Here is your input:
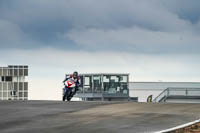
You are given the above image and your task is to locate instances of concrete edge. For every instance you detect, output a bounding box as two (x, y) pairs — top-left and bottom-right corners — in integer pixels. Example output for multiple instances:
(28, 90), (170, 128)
(155, 119), (200, 133)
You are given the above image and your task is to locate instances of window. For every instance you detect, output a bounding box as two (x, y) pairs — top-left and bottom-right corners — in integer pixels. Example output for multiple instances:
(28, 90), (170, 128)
(19, 69), (23, 76)
(93, 76), (101, 93)
(78, 74), (129, 96)
(10, 91), (17, 96)
(24, 92), (28, 97)
(84, 77), (90, 86)
(0, 83), (2, 90)
(84, 76), (92, 93)
(110, 76), (119, 82)
(103, 76), (110, 82)
(119, 76), (128, 82)
(8, 91), (12, 98)
(13, 77), (18, 82)
(2, 76), (13, 82)
(14, 82), (18, 91)
(9, 69), (13, 76)
(108, 81), (118, 94)
(8, 83), (12, 90)
(3, 83), (7, 90)
(19, 92), (23, 97)
(5, 76), (12, 82)
(79, 76), (83, 87)
(14, 69), (18, 76)
(120, 83), (128, 94)
(14, 66), (18, 68)
(102, 75), (129, 94)
(19, 83), (23, 90)
(24, 82), (28, 91)
(24, 69), (28, 76)
(3, 69), (8, 76)
(19, 76), (25, 82)
(8, 66), (14, 68)
(0, 68), (2, 76)
(3, 92), (7, 98)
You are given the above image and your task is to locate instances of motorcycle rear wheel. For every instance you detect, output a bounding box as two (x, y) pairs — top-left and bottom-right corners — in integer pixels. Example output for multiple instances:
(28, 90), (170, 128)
(63, 88), (70, 101)
(67, 97), (72, 101)
(67, 91), (73, 101)
(63, 94), (67, 101)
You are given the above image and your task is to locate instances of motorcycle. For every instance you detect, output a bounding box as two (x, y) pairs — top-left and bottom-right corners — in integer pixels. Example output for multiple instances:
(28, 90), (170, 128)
(63, 79), (77, 101)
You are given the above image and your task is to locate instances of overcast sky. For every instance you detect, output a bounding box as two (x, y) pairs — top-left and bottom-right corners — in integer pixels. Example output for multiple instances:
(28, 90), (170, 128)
(0, 0), (200, 100)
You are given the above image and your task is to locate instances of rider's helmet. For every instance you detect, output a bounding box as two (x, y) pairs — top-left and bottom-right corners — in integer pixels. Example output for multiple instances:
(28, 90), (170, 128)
(73, 71), (78, 78)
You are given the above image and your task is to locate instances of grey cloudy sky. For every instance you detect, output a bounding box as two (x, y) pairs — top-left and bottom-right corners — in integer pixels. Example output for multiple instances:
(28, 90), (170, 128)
(0, 0), (200, 100)
(1, 0), (200, 52)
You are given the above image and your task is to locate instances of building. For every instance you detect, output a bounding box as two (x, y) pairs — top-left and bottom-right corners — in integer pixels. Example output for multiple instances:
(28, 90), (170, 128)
(0, 65), (28, 100)
(66, 73), (129, 101)
(64, 73), (200, 103)
(129, 82), (200, 103)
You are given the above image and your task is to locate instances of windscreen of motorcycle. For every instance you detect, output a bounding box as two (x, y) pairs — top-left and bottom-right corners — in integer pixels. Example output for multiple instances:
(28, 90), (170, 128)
(64, 79), (76, 88)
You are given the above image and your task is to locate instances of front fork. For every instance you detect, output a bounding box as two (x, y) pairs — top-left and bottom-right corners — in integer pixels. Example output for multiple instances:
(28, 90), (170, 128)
(63, 86), (78, 99)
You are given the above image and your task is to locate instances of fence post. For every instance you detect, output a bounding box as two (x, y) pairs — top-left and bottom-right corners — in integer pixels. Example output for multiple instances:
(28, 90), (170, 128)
(186, 88), (188, 96)
(167, 88), (169, 97)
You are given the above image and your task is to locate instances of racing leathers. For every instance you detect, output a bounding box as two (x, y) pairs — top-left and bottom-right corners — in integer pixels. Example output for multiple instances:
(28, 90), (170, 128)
(63, 75), (81, 92)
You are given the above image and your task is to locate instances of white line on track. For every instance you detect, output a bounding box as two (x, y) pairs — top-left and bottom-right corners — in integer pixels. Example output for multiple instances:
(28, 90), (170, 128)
(155, 119), (200, 133)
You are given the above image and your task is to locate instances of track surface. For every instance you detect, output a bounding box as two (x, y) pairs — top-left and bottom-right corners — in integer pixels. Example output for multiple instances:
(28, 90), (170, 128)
(0, 101), (200, 133)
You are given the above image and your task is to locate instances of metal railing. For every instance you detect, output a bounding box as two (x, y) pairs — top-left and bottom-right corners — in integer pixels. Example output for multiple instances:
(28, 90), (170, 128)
(153, 87), (200, 102)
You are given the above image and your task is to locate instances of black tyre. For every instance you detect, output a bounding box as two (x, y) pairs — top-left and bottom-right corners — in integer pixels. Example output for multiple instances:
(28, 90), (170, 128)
(63, 94), (67, 101)
(63, 89), (69, 101)
(67, 91), (73, 101)
(67, 97), (72, 101)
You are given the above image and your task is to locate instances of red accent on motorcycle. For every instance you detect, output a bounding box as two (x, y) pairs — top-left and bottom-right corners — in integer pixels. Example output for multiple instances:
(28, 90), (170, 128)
(66, 80), (74, 88)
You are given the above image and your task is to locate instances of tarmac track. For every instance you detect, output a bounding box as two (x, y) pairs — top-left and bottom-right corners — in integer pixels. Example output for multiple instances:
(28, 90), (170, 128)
(0, 101), (200, 133)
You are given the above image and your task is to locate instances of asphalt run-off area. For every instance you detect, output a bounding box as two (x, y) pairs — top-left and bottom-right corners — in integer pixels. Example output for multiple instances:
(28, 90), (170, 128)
(1, 101), (200, 133)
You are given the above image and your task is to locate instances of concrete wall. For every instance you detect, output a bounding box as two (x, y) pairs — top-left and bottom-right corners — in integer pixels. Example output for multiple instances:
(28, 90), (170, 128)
(129, 82), (200, 102)
(166, 98), (200, 103)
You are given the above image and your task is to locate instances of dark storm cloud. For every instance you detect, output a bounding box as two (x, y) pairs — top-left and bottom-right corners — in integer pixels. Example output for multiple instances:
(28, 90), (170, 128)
(0, 0), (199, 53)
(161, 0), (200, 23)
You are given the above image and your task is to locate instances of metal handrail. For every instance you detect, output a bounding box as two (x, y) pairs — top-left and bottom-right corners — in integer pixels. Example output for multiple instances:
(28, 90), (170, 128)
(153, 88), (168, 102)
(153, 87), (200, 102)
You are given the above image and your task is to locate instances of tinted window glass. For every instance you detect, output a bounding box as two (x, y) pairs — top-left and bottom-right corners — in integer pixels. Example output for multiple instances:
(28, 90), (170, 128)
(24, 82), (28, 90)
(3, 69), (8, 76)
(14, 69), (18, 76)
(3, 83), (7, 90)
(24, 92), (28, 97)
(24, 69), (28, 76)
(0, 82), (2, 90)
(14, 82), (18, 91)
(19, 83), (23, 90)
(19, 92), (23, 97)
(0, 68), (2, 76)
(9, 69), (13, 76)
(5, 76), (12, 82)
(19, 69), (23, 76)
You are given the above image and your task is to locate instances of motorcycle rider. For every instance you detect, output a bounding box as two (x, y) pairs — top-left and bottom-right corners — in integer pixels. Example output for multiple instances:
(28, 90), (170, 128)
(63, 71), (81, 101)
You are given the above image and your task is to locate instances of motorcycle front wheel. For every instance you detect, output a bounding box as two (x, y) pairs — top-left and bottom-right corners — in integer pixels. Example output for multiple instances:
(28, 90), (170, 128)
(63, 93), (67, 101)
(63, 87), (69, 101)
(67, 91), (73, 101)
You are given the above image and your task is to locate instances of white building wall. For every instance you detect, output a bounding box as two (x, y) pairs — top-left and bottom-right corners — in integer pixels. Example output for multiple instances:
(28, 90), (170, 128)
(165, 98), (200, 103)
(129, 82), (200, 102)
